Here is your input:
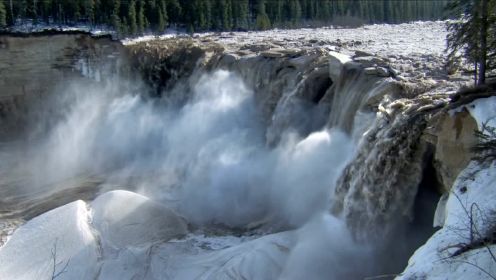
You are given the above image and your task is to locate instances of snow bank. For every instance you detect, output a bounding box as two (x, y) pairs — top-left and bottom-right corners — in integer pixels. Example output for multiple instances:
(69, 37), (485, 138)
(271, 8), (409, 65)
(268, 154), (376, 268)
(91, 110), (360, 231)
(398, 162), (496, 279)
(0, 201), (99, 280)
(467, 96), (496, 130)
(91, 190), (188, 249)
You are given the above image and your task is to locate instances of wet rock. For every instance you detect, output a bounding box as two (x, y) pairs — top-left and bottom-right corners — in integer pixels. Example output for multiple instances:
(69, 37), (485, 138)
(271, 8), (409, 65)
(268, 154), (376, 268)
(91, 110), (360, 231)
(220, 53), (240, 65)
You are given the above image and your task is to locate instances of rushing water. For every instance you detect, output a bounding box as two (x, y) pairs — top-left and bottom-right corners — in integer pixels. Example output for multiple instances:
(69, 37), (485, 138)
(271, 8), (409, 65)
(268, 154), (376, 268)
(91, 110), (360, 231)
(0, 48), (443, 278)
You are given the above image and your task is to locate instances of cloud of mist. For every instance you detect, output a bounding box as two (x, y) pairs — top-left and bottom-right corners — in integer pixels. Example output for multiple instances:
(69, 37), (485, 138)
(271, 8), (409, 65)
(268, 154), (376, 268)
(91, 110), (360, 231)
(26, 70), (355, 231)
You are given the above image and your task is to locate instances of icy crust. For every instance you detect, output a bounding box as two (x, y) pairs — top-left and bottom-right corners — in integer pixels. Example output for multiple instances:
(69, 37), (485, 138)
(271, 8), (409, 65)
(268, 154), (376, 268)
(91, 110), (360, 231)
(0, 201), (99, 280)
(397, 162), (496, 280)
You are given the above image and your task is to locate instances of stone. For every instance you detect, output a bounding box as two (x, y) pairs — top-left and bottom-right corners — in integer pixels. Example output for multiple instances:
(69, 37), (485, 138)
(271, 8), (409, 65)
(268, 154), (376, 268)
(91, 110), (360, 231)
(432, 110), (478, 193)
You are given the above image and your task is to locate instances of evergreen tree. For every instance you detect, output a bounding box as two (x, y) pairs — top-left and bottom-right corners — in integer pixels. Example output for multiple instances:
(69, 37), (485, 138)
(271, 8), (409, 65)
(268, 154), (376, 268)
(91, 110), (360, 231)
(255, 0), (270, 30)
(0, 0), (6, 27)
(137, 0), (146, 33)
(232, 0), (248, 30)
(446, 0), (496, 85)
(196, 0), (212, 30)
(128, 0), (138, 34)
(317, 0), (331, 22)
(157, 0), (168, 32)
(111, 0), (121, 33)
(288, 0), (301, 26)
(167, 0), (181, 23)
(0, 0), (451, 35)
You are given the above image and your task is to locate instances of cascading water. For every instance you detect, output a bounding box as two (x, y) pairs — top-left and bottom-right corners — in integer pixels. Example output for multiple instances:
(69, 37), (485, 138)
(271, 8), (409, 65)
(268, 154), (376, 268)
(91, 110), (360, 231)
(0, 36), (449, 280)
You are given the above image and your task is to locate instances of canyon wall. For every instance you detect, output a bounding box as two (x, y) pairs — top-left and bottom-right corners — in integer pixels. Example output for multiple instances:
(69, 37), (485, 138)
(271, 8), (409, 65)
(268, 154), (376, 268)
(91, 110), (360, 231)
(0, 32), (123, 140)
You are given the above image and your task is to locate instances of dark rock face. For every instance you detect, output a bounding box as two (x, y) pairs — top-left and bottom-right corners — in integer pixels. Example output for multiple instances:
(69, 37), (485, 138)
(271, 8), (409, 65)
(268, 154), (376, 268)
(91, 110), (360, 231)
(0, 33), (123, 140)
(125, 39), (225, 99)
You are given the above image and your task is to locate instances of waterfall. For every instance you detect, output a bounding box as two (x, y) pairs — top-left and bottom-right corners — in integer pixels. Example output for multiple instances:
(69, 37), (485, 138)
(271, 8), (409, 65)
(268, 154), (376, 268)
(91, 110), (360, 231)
(332, 93), (448, 240)
(0, 34), (453, 279)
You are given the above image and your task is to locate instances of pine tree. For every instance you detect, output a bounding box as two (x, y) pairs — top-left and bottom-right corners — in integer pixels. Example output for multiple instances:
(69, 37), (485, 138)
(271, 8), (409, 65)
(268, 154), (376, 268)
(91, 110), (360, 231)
(0, 0), (6, 27)
(232, 0), (248, 30)
(446, 0), (496, 85)
(256, 0), (270, 30)
(128, 0), (138, 34)
(137, 0), (146, 33)
(196, 0), (212, 30)
(157, 0), (167, 32)
(111, 0), (121, 33)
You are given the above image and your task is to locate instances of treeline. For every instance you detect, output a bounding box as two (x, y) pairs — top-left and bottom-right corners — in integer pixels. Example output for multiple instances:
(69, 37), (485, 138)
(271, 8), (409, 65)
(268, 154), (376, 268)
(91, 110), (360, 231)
(0, 0), (449, 35)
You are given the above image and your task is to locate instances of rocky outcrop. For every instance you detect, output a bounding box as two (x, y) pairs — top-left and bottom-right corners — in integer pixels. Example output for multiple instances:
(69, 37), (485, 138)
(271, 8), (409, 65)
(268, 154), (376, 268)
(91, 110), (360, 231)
(125, 38), (225, 99)
(428, 109), (478, 193)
